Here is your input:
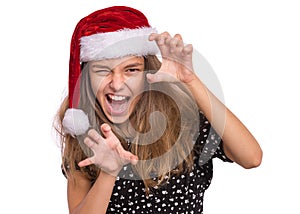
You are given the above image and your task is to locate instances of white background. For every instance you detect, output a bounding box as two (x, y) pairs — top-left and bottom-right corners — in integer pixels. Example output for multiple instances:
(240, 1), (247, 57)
(0, 0), (299, 213)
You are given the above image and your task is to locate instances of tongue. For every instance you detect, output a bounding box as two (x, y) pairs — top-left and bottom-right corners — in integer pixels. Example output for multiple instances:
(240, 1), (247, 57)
(109, 100), (128, 114)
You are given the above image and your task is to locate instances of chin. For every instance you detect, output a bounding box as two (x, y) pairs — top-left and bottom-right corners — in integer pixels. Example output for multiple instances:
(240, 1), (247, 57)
(106, 113), (130, 125)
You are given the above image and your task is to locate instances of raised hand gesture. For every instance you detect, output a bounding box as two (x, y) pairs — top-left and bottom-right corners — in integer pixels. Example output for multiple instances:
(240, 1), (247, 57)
(78, 124), (138, 176)
(147, 32), (197, 85)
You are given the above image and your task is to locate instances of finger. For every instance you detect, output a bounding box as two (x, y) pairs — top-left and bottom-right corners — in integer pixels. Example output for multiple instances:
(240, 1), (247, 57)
(130, 156), (139, 165)
(100, 123), (121, 149)
(159, 32), (171, 45)
(88, 129), (103, 143)
(161, 31), (171, 37)
(157, 34), (168, 46)
(149, 31), (171, 40)
(149, 33), (158, 41)
(183, 44), (193, 56)
(169, 37), (182, 53)
(83, 137), (97, 149)
(146, 72), (162, 83)
(146, 72), (177, 83)
(174, 33), (183, 40)
(100, 123), (113, 138)
(100, 123), (120, 144)
(78, 157), (94, 167)
(116, 145), (139, 165)
(151, 32), (171, 46)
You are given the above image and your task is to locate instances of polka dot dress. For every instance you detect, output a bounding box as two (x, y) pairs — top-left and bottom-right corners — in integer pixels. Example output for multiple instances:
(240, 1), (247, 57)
(106, 113), (232, 214)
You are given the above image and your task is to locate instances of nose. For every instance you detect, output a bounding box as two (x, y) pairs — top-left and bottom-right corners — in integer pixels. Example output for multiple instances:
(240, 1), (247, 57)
(109, 73), (125, 91)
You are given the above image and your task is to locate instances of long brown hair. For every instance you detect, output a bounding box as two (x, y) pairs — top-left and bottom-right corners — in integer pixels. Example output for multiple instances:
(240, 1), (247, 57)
(54, 55), (199, 192)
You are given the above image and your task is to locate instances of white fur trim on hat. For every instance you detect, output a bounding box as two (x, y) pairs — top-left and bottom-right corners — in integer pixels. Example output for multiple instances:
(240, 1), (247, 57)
(80, 27), (159, 61)
(62, 108), (90, 136)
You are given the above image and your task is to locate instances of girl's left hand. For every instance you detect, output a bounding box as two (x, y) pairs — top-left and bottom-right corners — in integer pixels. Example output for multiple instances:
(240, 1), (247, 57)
(147, 32), (197, 85)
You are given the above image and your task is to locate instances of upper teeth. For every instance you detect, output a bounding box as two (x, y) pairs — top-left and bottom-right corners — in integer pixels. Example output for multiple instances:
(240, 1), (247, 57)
(109, 94), (126, 101)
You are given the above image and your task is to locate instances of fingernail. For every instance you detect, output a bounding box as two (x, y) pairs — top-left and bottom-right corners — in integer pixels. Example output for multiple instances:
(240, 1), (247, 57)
(102, 123), (111, 131)
(131, 156), (138, 165)
(158, 39), (164, 45)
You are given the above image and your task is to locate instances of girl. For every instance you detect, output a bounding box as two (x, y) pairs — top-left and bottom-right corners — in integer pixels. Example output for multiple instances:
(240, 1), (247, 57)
(54, 6), (262, 214)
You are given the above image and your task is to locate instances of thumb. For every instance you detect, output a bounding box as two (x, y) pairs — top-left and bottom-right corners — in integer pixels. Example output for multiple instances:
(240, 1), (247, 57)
(147, 72), (178, 83)
(146, 72), (163, 83)
(78, 157), (94, 167)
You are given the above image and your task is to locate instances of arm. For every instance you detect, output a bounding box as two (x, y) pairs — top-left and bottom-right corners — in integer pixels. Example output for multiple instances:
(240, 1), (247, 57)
(68, 171), (116, 214)
(186, 77), (262, 168)
(68, 123), (138, 213)
(148, 32), (262, 169)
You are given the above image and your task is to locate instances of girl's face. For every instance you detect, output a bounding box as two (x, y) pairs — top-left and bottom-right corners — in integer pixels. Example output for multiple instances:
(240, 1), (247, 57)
(89, 56), (145, 124)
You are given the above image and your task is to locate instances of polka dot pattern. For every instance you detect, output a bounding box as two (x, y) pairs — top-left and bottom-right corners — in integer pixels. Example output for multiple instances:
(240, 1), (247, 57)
(106, 113), (232, 213)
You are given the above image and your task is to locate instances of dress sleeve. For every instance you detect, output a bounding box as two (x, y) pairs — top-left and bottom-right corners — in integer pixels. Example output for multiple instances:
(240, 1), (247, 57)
(61, 160), (99, 185)
(61, 160), (73, 179)
(194, 112), (233, 165)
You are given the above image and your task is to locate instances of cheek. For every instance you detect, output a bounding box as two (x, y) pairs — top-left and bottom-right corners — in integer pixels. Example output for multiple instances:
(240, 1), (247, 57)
(90, 78), (109, 105)
(90, 77), (106, 96)
(129, 74), (146, 94)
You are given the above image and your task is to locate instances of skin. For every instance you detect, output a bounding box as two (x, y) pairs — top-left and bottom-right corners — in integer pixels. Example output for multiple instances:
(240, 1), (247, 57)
(88, 56), (146, 124)
(68, 32), (263, 214)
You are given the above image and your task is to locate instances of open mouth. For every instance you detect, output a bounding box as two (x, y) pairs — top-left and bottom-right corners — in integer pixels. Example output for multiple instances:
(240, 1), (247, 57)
(105, 94), (130, 115)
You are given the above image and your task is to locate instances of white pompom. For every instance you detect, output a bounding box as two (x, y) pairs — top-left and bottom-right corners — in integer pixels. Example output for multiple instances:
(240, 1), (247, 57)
(62, 108), (90, 136)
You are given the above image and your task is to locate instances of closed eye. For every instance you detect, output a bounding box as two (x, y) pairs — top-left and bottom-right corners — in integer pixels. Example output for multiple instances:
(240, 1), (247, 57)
(94, 69), (110, 76)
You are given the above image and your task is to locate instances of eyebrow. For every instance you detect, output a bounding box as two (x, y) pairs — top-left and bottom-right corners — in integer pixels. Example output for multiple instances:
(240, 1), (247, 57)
(124, 63), (144, 69)
(91, 64), (111, 69)
(92, 62), (144, 70)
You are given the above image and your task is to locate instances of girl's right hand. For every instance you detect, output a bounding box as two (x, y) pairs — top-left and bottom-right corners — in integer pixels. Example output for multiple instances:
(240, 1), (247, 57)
(147, 32), (197, 85)
(78, 123), (138, 176)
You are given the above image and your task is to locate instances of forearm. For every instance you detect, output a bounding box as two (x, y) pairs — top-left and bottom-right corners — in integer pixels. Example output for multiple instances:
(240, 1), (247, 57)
(186, 77), (262, 168)
(72, 171), (115, 214)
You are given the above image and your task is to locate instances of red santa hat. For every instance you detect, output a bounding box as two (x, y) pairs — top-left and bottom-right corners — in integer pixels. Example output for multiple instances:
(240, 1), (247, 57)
(63, 6), (159, 136)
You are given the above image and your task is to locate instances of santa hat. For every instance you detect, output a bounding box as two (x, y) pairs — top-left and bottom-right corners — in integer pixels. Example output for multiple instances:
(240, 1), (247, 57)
(62, 6), (159, 136)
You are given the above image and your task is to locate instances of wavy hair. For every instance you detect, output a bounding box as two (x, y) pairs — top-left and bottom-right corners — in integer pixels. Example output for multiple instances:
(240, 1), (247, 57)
(54, 55), (199, 194)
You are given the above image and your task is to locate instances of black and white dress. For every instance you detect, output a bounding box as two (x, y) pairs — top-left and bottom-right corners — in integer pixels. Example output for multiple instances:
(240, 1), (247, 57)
(106, 113), (232, 214)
